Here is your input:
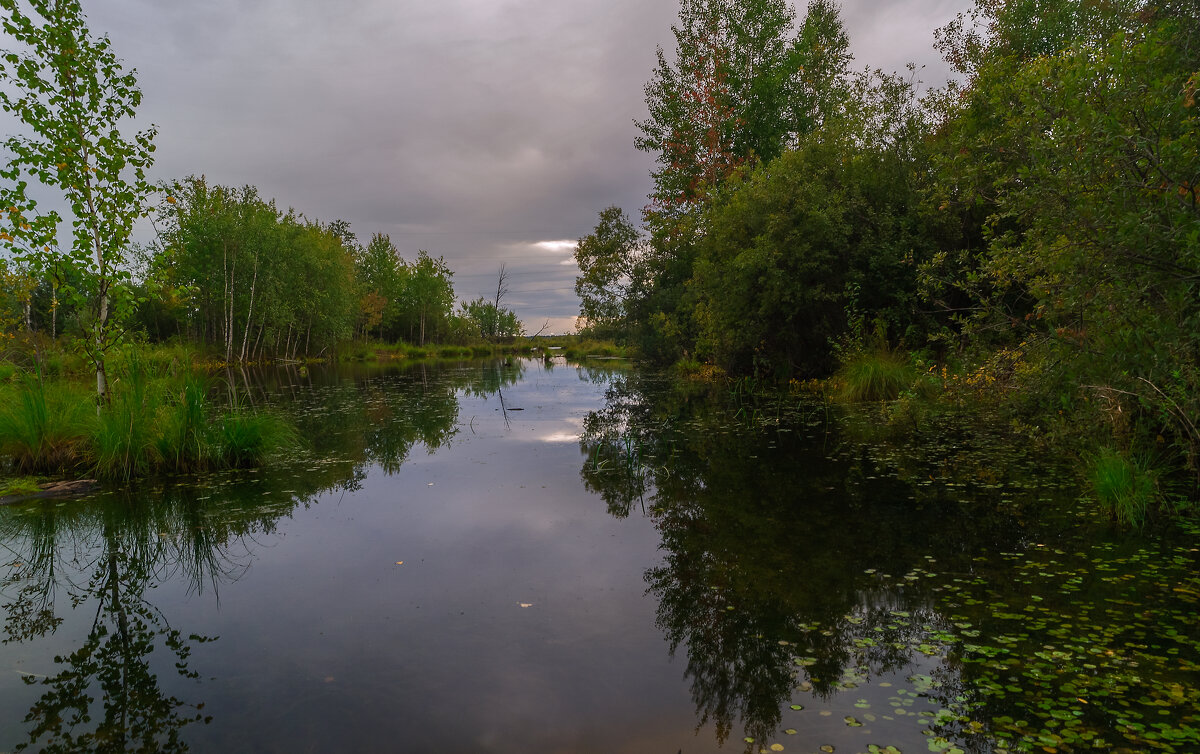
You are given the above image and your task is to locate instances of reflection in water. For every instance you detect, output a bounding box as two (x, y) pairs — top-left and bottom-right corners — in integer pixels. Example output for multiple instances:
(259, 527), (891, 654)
(9, 360), (1189, 752)
(578, 374), (1200, 752)
(0, 494), (254, 752)
(0, 359), (533, 752)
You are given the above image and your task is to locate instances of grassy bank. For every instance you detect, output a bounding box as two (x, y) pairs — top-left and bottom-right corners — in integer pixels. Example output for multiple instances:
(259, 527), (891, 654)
(333, 336), (628, 363)
(662, 345), (1199, 527)
(0, 355), (295, 484)
(819, 348), (1198, 526)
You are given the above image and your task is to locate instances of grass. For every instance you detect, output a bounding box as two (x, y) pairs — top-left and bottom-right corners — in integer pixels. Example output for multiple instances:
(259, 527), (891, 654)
(1090, 448), (1159, 526)
(0, 363), (297, 482)
(0, 378), (95, 473)
(836, 350), (916, 402)
(212, 410), (296, 467)
(560, 339), (626, 360)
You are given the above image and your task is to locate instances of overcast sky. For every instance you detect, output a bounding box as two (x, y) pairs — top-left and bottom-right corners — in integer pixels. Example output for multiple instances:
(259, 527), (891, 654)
(80, 0), (971, 333)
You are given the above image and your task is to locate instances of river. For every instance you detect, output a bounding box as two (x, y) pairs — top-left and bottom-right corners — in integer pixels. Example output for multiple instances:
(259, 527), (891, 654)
(1, 358), (1196, 753)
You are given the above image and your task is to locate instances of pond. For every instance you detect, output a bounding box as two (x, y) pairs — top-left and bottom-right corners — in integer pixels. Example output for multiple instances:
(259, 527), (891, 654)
(0, 359), (1197, 753)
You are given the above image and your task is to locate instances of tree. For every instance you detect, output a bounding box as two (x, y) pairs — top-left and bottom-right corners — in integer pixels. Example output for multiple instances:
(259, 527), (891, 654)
(403, 250), (455, 345)
(636, 0), (851, 214)
(355, 232), (403, 340)
(461, 297), (522, 340)
(0, 0), (157, 402)
(574, 206), (641, 338)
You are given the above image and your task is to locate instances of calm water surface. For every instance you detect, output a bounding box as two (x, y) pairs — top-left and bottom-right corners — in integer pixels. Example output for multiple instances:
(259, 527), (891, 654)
(1, 359), (1196, 753)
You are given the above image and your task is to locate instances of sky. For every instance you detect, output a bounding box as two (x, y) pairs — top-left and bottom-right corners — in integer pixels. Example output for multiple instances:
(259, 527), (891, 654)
(78, 0), (972, 334)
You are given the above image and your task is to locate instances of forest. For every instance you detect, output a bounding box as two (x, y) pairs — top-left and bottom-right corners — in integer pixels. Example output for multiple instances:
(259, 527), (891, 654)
(574, 0), (1200, 521)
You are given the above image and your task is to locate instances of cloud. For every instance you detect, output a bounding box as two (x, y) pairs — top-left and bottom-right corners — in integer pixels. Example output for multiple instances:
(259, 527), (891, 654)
(76, 0), (968, 330)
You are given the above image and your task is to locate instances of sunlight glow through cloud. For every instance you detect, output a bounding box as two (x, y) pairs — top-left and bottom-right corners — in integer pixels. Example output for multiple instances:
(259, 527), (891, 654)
(532, 240), (577, 254)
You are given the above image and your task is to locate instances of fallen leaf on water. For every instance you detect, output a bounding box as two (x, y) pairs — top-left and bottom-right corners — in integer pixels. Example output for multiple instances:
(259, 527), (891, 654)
(519, 603), (533, 608)
(395, 561), (404, 565)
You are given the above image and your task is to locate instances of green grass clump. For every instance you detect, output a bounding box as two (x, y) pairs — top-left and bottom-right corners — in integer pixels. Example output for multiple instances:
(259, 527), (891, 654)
(0, 361), (17, 382)
(211, 410), (296, 467)
(1090, 448), (1158, 525)
(0, 379), (95, 473)
(154, 373), (211, 472)
(91, 358), (164, 481)
(837, 350), (915, 402)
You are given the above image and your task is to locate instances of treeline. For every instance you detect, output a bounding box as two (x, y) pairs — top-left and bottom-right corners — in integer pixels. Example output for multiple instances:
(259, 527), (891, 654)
(2, 175), (525, 363)
(576, 0), (1199, 511)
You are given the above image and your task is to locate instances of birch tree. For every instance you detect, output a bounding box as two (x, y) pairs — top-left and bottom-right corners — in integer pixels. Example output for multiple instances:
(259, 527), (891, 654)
(0, 0), (157, 402)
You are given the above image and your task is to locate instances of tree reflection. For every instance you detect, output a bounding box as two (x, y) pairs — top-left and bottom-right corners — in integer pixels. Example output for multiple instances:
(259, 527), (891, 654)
(579, 374), (1032, 745)
(0, 485), (306, 753)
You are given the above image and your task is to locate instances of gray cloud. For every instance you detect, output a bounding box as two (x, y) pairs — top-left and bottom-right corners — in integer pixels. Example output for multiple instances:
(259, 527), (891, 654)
(82, 0), (969, 333)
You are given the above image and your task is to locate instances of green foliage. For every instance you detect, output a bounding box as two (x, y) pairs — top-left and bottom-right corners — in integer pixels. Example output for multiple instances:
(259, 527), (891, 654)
(91, 356), (162, 480)
(461, 297), (522, 340)
(0, 0), (158, 401)
(151, 177), (360, 361)
(211, 410), (295, 468)
(691, 81), (939, 377)
(153, 373), (210, 472)
(924, 0), (1200, 493)
(836, 351), (915, 403)
(1089, 448), (1159, 526)
(0, 475), (39, 497)
(574, 206), (640, 339)
(0, 378), (94, 473)
(636, 0), (850, 212)
(0, 356), (297, 480)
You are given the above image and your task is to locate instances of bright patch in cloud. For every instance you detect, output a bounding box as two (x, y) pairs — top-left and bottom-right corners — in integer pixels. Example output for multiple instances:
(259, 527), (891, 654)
(532, 240), (577, 254)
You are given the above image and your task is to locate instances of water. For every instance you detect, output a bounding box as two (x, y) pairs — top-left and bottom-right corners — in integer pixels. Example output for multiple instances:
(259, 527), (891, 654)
(1, 359), (1197, 753)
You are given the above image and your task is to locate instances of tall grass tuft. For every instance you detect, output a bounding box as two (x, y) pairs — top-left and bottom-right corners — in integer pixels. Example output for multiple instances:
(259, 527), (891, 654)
(154, 373), (212, 472)
(91, 357), (164, 481)
(211, 410), (296, 467)
(1090, 448), (1158, 526)
(0, 378), (94, 472)
(837, 350), (914, 402)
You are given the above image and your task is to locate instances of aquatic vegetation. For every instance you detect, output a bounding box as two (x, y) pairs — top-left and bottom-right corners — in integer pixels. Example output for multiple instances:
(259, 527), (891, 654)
(1089, 447), (1158, 525)
(154, 373), (212, 471)
(210, 409), (296, 468)
(91, 357), (164, 480)
(0, 364), (298, 480)
(836, 350), (915, 402)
